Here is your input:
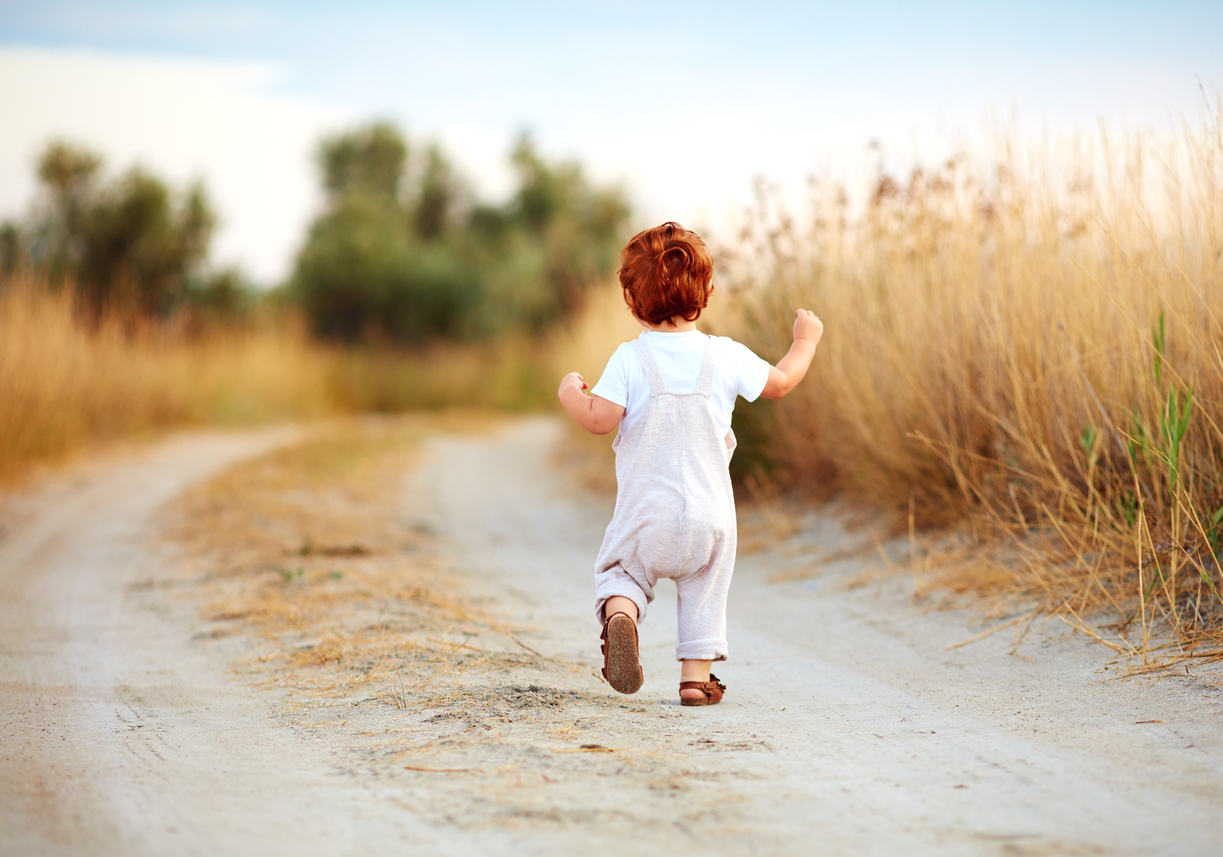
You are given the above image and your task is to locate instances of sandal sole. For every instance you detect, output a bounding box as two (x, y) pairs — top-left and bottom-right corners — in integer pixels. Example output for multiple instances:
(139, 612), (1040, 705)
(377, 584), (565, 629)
(603, 614), (643, 694)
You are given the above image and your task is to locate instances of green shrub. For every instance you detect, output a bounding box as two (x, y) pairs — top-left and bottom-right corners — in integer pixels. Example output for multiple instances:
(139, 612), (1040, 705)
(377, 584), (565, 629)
(290, 123), (630, 344)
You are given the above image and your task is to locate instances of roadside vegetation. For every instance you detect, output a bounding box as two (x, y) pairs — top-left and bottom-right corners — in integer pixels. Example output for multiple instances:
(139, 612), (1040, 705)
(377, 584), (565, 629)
(728, 108), (1223, 669)
(292, 123), (628, 342)
(0, 275), (337, 478)
(0, 125), (625, 478)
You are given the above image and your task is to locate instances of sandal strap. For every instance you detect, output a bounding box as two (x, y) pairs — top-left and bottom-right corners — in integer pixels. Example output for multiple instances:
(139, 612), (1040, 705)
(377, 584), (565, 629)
(678, 678), (727, 692)
(678, 674), (726, 705)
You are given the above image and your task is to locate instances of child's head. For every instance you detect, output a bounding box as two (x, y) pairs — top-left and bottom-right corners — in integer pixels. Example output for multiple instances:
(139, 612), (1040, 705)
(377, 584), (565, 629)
(618, 222), (713, 326)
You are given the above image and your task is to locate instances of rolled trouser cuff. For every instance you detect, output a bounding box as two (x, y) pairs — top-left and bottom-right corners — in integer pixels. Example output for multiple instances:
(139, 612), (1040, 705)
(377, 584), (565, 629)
(675, 637), (728, 662)
(594, 579), (650, 625)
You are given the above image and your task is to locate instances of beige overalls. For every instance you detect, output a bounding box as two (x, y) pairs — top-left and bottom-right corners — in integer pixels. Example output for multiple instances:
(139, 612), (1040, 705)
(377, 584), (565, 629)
(593, 336), (738, 662)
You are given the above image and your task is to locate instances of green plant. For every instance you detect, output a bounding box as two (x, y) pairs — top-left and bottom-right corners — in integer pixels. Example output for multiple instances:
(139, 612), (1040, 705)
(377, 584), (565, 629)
(1116, 490), (1139, 529)
(291, 123), (630, 344)
(1152, 311), (1166, 386)
(1079, 424), (1099, 466)
(1145, 311), (1195, 494)
(14, 140), (216, 318)
(1206, 505), (1223, 559)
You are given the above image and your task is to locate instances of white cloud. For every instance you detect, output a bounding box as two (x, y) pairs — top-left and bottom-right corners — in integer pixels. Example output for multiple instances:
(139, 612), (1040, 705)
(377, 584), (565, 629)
(0, 47), (348, 283)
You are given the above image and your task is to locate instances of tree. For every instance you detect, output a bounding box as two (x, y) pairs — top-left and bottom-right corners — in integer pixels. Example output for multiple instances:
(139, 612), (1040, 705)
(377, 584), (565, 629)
(412, 143), (465, 241)
(290, 122), (631, 344)
(27, 141), (102, 282)
(77, 167), (214, 316)
(0, 221), (19, 276)
(293, 125), (474, 341)
(505, 134), (631, 324)
(292, 194), (474, 342)
(318, 122), (406, 205)
(12, 140), (216, 318)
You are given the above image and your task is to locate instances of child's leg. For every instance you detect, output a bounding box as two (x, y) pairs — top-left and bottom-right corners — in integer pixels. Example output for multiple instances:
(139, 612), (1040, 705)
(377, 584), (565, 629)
(597, 579), (647, 695)
(604, 595), (638, 622)
(673, 562), (732, 662)
(673, 547), (734, 701)
(679, 659), (714, 702)
(594, 562), (651, 625)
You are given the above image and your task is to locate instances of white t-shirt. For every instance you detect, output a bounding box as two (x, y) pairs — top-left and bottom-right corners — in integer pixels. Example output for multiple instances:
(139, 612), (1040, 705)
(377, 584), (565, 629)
(590, 330), (772, 437)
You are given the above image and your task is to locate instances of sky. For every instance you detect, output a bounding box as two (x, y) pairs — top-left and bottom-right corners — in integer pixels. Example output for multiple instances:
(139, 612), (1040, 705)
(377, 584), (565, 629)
(1, 1), (1220, 283)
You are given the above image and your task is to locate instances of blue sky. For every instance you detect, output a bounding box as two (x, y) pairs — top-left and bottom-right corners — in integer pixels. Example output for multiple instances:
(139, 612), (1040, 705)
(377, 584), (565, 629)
(2, 1), (1220, 281)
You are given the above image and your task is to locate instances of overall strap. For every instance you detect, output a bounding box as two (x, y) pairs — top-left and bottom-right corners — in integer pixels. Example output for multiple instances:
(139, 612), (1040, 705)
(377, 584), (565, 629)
(631, 339), (669, 396)
(695, 336), (721, 396)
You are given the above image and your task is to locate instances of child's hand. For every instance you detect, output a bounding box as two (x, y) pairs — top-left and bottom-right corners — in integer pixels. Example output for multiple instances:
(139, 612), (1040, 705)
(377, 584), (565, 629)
(558, 371), (589, 399)
(793, 309), (823, 345)
(761, 310), (823, 399)
(558, 371), (626, 434)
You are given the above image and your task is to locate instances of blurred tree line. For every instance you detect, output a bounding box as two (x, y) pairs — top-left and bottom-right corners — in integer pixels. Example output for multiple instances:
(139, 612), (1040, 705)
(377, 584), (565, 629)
(1, 123), (631, 343)
(291, 122), (630, 342)
(0, 141), (248, 321)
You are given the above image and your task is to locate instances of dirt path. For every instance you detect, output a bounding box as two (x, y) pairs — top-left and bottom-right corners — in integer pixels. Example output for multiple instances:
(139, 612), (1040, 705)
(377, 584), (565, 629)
(2, 419), (1222, 856)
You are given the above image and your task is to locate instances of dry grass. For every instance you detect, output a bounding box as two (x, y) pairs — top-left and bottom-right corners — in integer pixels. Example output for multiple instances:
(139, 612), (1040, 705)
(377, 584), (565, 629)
(728, 111), (1223, 668)
(0, 276), (332, 481)
(163, 417), (543, 709)
(327, 335), (560, 414)
(0, 273), (561, 483)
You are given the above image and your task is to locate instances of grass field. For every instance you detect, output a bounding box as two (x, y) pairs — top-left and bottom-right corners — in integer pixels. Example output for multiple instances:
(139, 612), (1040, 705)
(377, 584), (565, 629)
(728, 114), (1223, 667)
(0, 280), (332, 480)
(0, 276), (556, 481)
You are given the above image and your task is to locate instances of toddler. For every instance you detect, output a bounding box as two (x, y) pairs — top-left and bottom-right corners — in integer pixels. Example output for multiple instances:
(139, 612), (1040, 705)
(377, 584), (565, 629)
(558, 222), (822, 705)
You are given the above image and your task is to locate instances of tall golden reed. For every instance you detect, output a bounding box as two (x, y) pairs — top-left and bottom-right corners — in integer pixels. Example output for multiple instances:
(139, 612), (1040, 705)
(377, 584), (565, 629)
(0, 273), (566, 482)
(0, 275), (333, 480)
(731, 112), (1223, 661)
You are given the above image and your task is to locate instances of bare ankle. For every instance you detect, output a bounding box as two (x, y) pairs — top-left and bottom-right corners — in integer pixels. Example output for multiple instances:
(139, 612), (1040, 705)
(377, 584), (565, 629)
(679, 659), (712, 684)
(679, 661), (713, 701)
(604, 595), (638, 623)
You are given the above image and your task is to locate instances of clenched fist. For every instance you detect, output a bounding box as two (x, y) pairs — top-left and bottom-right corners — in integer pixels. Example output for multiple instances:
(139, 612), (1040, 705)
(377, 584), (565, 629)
(558, 371), (589, 398)
(793, 309), (823, 346)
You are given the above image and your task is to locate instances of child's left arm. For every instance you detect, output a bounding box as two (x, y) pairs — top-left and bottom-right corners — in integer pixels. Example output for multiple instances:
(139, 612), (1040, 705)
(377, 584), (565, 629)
(558, 372), (626, 435)
(760, 309), (823, 399)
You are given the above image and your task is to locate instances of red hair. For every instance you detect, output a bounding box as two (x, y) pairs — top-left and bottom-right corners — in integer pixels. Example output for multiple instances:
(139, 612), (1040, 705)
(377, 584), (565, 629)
(618, 222), (713, 326)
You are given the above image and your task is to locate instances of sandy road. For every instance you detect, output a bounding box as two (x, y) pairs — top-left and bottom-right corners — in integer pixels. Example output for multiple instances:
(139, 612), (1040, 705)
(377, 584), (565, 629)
(0, 429), (430, 855)
(2, 418), (1223, 856)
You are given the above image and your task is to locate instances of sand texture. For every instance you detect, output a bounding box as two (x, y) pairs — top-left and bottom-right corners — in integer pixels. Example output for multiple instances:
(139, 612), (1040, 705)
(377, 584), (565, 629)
(2, 417), (1222, 856)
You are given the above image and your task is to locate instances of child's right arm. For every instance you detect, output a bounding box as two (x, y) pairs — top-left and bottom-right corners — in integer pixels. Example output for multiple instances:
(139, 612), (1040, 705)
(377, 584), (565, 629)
(760, 309), (823, 399)
(558, 372), (626, 435)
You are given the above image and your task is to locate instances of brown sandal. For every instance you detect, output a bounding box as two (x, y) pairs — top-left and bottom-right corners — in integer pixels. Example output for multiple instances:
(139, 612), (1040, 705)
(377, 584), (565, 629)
(679, 674), (726, 706)
(601, 612), (643, 694)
